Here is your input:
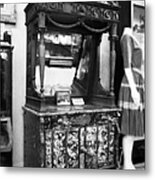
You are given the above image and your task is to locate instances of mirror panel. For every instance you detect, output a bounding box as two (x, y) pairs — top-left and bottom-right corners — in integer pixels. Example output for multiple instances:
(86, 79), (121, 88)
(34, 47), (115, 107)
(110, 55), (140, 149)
(35, 31), (83, 96)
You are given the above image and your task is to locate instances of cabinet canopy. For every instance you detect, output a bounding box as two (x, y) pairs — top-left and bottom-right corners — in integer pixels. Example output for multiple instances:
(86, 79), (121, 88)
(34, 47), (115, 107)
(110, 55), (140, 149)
(25, 2), (120, 33)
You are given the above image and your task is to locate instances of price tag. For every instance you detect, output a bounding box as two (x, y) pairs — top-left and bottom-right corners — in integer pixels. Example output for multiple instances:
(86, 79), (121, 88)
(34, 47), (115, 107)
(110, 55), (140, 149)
(71, 98), (85, 106)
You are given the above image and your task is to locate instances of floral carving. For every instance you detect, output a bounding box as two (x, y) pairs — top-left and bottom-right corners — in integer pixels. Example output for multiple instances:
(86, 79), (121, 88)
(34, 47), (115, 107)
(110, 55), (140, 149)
(67, 128), (79, 168)
(40, 111), (119, 168)
(53, 128), (66, 168)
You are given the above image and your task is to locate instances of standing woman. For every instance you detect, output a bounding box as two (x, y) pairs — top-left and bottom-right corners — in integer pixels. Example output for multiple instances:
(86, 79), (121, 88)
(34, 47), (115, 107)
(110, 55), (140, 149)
(119, 27), (145, 170)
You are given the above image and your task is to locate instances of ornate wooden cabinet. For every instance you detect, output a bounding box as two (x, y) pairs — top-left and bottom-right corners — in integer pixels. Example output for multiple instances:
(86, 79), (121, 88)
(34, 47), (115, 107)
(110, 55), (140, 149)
(24, 2), (121, 169)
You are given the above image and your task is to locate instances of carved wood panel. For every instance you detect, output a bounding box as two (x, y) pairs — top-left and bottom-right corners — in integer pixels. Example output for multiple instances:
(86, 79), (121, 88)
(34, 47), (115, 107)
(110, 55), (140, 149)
(39, 112), (119, 169)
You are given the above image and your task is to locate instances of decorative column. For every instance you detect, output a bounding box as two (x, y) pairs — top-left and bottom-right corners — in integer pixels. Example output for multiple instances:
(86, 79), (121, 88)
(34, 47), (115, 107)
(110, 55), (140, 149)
(38, 12), (46, 95)
(31, 26), (36, 90)
(109, 23), (118, 96)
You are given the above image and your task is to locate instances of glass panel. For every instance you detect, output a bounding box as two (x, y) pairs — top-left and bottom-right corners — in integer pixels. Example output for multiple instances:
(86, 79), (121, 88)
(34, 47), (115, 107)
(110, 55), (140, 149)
(35, 31), (83, 96)
(93, 33), (110, 96)
(75, 36), (92, 91)
(99, 33), (110, 91)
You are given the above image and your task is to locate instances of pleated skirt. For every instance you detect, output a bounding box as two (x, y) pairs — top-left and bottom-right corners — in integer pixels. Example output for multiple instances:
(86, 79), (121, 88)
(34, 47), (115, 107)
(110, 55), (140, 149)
(119, 69), (145, 136)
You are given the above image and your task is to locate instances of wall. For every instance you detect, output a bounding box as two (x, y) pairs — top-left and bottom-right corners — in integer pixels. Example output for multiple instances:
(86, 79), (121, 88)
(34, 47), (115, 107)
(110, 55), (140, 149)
(12, 3), (27, 167)
(1, 3), (27, 166)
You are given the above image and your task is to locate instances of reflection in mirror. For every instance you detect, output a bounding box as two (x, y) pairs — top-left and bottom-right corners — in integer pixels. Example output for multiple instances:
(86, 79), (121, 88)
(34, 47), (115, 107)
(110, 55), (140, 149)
(99, 33), (110, 92)
(91, 33), (110, 96)
(75, 35), (92, 90)
(35, 66), (76, 96)
(35, 31), (83, 96)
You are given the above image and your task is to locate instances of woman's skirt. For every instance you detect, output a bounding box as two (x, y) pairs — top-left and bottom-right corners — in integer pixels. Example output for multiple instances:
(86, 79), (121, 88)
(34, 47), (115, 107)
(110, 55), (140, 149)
(119, 69), (145, 136)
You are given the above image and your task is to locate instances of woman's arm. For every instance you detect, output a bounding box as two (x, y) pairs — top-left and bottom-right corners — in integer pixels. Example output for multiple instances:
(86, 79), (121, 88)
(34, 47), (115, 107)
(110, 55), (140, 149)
(125, 68), (140, 107)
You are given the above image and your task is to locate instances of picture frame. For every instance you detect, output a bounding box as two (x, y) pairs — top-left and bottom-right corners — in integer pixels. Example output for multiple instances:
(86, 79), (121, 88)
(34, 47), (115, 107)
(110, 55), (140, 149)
(132, 2), (145, 34)
(71, 97), (85, 106)
(56, 90), (71, 106)
(131, 1), (145, 78)
(0, 4), (16, 24)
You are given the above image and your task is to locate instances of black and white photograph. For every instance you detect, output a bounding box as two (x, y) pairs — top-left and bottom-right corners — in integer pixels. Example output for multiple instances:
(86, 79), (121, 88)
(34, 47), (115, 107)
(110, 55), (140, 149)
(0, 0), (149, 175)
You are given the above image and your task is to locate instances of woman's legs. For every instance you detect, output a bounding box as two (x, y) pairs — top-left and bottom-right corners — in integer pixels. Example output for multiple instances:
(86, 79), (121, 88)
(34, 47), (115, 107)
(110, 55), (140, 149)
(122, 135), (135, 170)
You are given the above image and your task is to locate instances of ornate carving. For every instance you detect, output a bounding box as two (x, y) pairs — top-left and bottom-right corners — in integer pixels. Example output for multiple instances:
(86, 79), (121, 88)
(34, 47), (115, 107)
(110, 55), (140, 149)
(53, 128), (66, 168)
(45, 129), (52, 167)
(39, 111), (120, 168)
(98, 1), (119, 7)
(67, 128), (79, 168)
(25, 2), (120, 25)
(40, 117), (45, 167)
(85, 126), (97, 168)
(98, 124), (109, 166)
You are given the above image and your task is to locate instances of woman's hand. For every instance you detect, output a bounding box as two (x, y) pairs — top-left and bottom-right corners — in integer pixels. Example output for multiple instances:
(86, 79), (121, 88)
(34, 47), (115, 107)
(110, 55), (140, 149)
(124, 68), (141, 108)
(131, 89), (140, 108)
